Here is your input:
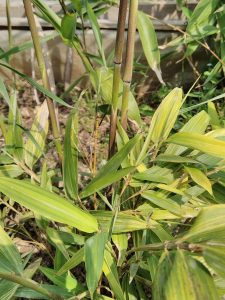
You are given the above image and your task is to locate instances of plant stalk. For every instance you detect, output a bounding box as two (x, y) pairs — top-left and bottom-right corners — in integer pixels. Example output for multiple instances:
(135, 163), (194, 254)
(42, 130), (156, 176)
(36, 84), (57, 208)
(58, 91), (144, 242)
(127, 241), (203, 256)
(108, 0), (128, 158)
(121, 0), (138, 130)
(23, 0), (63, 161)
(0, 272), (62, 300)
(6, 0), (12, 49)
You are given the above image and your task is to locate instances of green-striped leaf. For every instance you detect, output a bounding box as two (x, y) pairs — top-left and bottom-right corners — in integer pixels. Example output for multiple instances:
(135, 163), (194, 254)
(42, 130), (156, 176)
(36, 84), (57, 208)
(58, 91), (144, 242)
(138, 88), (182, 163)
(137, 11), (163, 83)
(203, 242), (225, 278)
(85, 232), (107, 296)
(0, 165), (23, 178)
(86, 0), (106, 66)
(63, 110), (78, 200)
(167, 132), (225, 158)
(57, 248), (84, 276)
(80, 135), (140, 198)
(183, 205), (225, 242)
(24, 101), (49, 169)
(61, 13), (77, 41)
(0, 177), (98, 233)
(154, 250), (219, 300)
(0, 226), (23, 275)
(0, 63), (71, 108)
(166, 110), (210, 155)
(185, 166), (212, 195)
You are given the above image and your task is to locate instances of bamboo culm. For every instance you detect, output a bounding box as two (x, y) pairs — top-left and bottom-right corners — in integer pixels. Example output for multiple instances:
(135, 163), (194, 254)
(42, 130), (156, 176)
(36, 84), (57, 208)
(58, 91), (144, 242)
(121, 0), (138, 130)
(23, 0), (63, 161)
(108, 0), (128, 158)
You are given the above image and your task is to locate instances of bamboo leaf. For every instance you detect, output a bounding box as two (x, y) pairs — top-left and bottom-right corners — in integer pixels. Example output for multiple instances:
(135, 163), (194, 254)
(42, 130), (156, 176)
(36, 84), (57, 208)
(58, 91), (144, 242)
(57, 248), (84, 276)
(133, 166), (174, 184)
(0, 77), (10, 108)
(167, 132), (225, 158)
(61, 13), (77, 41)
(183, 205), (225, 242)
(63, 110), (78, 200)
(166, 110), (210, 156)
(85, 232), (108, 296)
(137, 11), (163, 84)
(80, 135), (140, 198)
(24, 101), (49, 169)
(0, 63), (71, 108)
(46, 228), (69, 260)
(80, 167), (135, 199)
(0, 165), (23, 178)
(203, 242), (225, 278)
(185, 166), (212, 195)
(138, 88), (182, 163)
(0, 32), (58, 61)
(154, 250), (219, 300)
(112, 233), (128, 266)
(186, 0), (219, 37)
(103, 245), (125, 300)
(93, 68), (141, 124)
(92, 211), (154, 233)
(208, 102), (221, 129)
(142, 190), (182, 216)
(40, 267), (78, 292)
(86, 0), (106, 66)
(0, 226), (23, 275)
(0, 177), (98, 233)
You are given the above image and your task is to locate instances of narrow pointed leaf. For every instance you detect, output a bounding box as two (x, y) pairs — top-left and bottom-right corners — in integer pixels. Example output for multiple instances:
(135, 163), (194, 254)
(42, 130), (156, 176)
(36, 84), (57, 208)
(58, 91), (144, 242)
(63, 110), (78, 200)
(203, 242), (225, 278)
(167, 132), (225, 158)
(0, 177), (98, 233)
(185, 167), (212, 195)
(85, 232), (108, 296)
(0, 226), (23, 275)
(0, 63), (71, 108)
(166, 110), (210, 155)
(137, 11), (163, 83)
(25, 101), (49, 169)
(183, 205), (225, 242)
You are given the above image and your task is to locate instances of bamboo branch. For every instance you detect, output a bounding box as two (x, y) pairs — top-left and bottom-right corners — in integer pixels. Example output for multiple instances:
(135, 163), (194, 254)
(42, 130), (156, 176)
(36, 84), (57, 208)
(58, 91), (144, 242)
(127, 241), (203, 256)
(23, 0), (63, 161)
(121, 0), (138, 130)
(0, 272), (62, 300)
(108, 0), (128, 158)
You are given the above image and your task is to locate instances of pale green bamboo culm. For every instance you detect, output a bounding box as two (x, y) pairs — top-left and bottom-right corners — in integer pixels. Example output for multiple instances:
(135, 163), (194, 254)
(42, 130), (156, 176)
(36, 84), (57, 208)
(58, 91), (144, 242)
(23, 0), (63, 161)
(108, 0), (128, 158)
(121, 0), (138, 130)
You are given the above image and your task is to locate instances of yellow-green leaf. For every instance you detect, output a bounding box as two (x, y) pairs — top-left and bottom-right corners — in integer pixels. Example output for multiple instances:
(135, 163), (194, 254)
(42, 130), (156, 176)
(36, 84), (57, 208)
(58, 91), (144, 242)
(0, 177), (98, 233)
(166, 110), (210, 155)
(63, 109), (78, 200)
(25, 101), (49, 169)
(203, 242), (225, 278)
(137, 11), (163, 84)
(167, 132), (225, 158)
(137, 88), (182, 163)
(154, 250), (219, 300)
(183, 205), (225, 242)
(185, 166), (212, 195)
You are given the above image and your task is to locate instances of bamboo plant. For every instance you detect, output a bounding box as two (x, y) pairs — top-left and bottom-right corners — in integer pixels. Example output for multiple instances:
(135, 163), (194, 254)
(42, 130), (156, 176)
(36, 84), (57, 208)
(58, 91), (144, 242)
(23, 0), (63, 161)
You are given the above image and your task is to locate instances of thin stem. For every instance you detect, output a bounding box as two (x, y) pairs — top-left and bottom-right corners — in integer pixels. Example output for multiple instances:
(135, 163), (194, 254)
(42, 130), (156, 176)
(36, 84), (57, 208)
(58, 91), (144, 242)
(0, 272), (62, 300)
(6, 0), (12, 48)
(149, 14), (225, 67)
(108, 0), (128, 158)
(23, 0), (63, 161)
(121, 0), (138, 130)
(59, 0), (67, 14)
(127, 241), (203, 256)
